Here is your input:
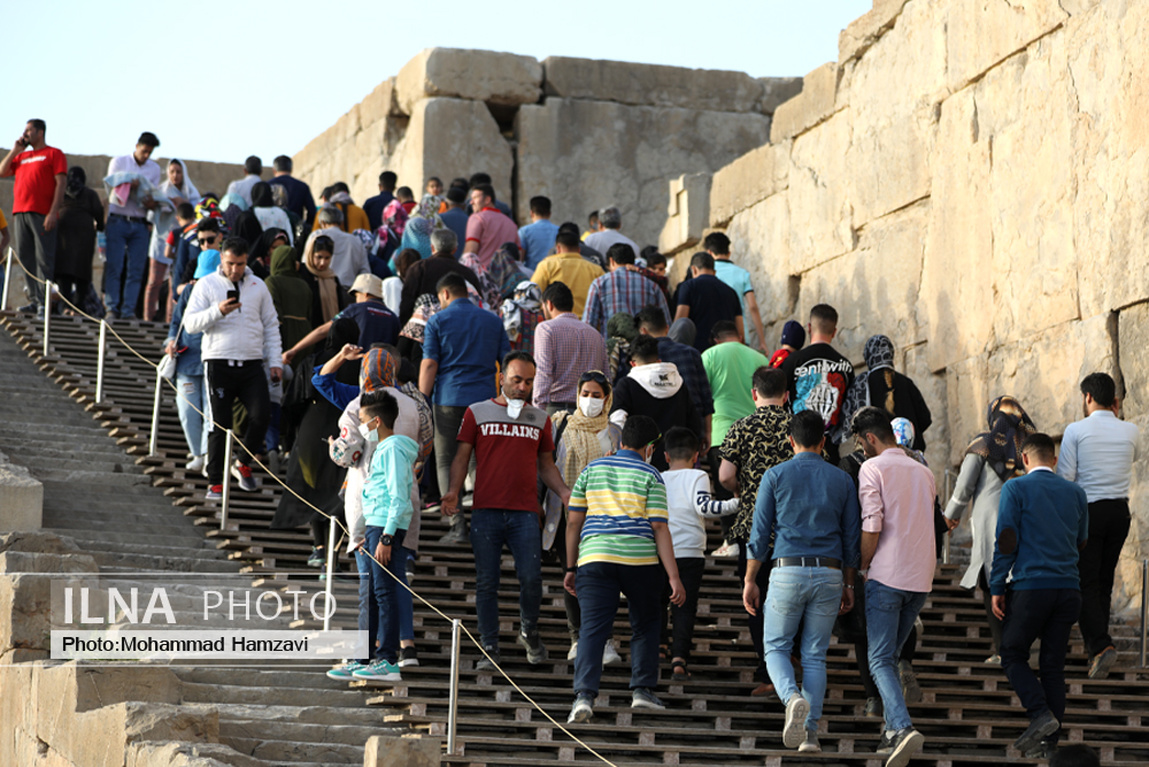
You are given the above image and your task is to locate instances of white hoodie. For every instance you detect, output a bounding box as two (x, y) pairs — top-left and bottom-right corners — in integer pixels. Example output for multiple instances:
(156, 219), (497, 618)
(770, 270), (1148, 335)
(660, 468), (739, 558)
(610, 361), (683, 428)
(184, 266), (283, 364)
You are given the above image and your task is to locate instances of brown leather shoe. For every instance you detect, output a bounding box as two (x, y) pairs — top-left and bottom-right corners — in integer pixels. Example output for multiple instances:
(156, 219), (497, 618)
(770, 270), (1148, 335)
(750, 682), (775, 697)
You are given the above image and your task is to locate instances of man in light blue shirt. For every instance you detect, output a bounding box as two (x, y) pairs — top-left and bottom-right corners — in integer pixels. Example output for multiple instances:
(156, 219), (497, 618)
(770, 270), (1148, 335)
(518, 196), (559, 270)
(704, 231), (767, 352)
(1056, 372), (1139, 679)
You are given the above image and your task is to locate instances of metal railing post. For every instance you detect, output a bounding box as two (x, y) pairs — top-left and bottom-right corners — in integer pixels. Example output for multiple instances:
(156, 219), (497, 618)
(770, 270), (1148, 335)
(941, 468), (956, 565)
(95, 320), (108, 403)
(1, 247), (13, 311)
(42, 281), (52, 356)
(149, 366), (163, 455)
(448, 619), (461, 754)
(220, 430), (234, 529)
(322, 520), (338, 632)
(1141, 559), (1148, 668)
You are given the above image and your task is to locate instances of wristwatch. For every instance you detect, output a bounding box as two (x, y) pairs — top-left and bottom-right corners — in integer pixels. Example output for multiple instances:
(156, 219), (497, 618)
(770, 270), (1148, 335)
(380, 535), (394, 546)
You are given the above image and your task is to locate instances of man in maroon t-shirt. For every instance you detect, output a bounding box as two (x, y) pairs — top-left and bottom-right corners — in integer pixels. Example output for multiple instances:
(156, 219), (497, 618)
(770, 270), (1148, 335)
(441, 351), (571, 669)
(0, 119), (66, 315)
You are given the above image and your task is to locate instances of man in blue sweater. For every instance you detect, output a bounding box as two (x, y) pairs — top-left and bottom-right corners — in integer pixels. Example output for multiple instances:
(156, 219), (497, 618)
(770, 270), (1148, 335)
(991, 433), (1089, 759)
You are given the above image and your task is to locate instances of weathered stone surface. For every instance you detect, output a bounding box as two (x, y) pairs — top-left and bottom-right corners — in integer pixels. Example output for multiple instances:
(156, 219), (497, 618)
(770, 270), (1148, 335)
(359, 78), (400, 127)
(769, 63), (839, 143)
(1117, 301), (1149, 420)
(1118, 412), (1149, 611)
(945, 0), (1068, 92)
(709, 142), (789, 228)
(838, 0), (910, 64)
(726, 193), (793, 334)
(902, 342), (949, 479)
(364, 735), (441, 767)
(758, 78), (805, 115)
(128, 741), (264, 767)
(543, 57), (766, 113)
(396, 48), (542, 114)
(0, 457), (42, 531)
(787, 112), (855, 273)
(515, 98), (769, 247)
(658, 174), (711, 255)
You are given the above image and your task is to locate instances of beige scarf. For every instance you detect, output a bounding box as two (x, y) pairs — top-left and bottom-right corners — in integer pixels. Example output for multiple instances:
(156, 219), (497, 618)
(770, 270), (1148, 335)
(303, 236), (340, 322)
(554, 392), (615, 487)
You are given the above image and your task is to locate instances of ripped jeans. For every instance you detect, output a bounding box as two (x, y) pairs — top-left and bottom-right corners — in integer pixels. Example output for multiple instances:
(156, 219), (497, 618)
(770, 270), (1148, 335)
(175, 371), (210, 457)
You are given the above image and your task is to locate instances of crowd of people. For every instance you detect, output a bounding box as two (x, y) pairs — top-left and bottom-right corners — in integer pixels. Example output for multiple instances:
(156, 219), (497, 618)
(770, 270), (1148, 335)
(2, 118), (1130, 767)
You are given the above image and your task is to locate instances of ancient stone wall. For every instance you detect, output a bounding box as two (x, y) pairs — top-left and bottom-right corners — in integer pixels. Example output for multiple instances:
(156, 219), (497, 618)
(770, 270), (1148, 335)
(662, 0), (1149, 608)
(292, 48), (802, 248)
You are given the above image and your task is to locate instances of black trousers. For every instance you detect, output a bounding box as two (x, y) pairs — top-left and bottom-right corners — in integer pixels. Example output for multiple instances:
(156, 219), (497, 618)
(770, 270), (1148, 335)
(737, 544), (772, 683)
(706, 446), (736, 541)
(662, 557), (706, 662)
(1001, 587), (1082, 740)
(205, 360), (270, 484)
(1078, 499), (1131, 657)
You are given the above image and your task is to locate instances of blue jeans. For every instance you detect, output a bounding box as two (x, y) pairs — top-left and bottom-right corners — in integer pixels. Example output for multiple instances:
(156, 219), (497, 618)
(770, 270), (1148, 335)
(865, 578), (928, 732)
(574, 561), (664, 696)
(174, 372), (209, 457)
(104, 215), (150, 316)
(363, 527), (412, 664)
(762, 565), (844, 729)
(470, 509), (542, 649)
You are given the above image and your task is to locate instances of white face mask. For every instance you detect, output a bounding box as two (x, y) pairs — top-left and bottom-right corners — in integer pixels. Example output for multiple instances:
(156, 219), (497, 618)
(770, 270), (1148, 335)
(578, 396), (605, 418)
(643, 447), (654, 464)
(505, 399), (525, 419)
(358, 422), (379, 442)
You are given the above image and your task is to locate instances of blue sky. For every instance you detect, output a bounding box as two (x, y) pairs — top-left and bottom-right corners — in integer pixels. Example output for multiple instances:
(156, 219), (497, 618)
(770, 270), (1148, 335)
(7, 1), (870, 163)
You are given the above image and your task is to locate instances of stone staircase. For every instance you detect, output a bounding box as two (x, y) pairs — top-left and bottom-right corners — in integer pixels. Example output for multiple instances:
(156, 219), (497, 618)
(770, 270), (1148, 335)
(1, 310), (1147, 767)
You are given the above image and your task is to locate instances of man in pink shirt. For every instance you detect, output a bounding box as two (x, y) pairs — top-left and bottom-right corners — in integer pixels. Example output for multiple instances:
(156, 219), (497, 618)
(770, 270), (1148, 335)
(463, 183), (519, 272)
(854, 406), (936, 767)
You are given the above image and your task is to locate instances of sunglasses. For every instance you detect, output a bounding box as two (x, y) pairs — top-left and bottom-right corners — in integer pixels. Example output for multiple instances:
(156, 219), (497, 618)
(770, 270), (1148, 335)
(197, 234), (218, 246)
(579, 370), (609, 386)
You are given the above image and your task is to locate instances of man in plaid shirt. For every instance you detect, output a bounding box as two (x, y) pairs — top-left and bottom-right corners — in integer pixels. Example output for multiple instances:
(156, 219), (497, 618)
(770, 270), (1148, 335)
(582, 243), (670, 335)
(533, 282), (609, 415)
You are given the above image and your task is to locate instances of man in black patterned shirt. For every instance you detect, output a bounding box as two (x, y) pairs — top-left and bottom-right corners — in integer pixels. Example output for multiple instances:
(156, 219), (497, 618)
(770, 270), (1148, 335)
(719, 365), (793, 694)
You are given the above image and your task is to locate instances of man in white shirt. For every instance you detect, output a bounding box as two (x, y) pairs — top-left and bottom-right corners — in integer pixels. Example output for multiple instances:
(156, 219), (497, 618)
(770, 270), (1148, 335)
(1056, 372), (1140, 679)
(225, 156), (263, 207)
(583, 206), (640, 263)
(302, 207), (370, 287)
(105, 132), (162, 319)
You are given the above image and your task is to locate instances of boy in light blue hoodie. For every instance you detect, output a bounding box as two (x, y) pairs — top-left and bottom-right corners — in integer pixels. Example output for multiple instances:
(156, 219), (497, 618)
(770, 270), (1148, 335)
(352, 389), (420, 681)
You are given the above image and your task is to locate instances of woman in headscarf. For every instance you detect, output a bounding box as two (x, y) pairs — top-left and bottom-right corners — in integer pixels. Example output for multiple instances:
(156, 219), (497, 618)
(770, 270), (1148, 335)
(397, 194), (443, 263)
(142, 159), (200, 321)
(376, 199), (408, 268)
(250, 227), (290, 273)
(218, 192), (248, 234)
(543, 370), (623, 665)
(396, 293), (441, 366)
(264, 245), (314, 357)
(943, 395), (1037, 661)
(836, 334), (932, 451)
(668, 317), (697, 348)
(606, 311), (639, 386)
(463, 240), (531, 309)
(300, 235), (348, 326)
(54, 166), (105, 310)
(499, 281), (543, 353)
(249, 181), (293, 244)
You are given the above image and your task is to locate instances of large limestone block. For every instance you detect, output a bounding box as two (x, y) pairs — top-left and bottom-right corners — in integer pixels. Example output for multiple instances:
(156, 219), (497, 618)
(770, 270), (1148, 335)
(396, 48), (542, 114)
(841, 0), (946, 225)
(787, 112), (856, 273)
(129, 741), (266, 767)
(727, 193), (794, 329)
(392, 99), (513, 207)
(42, 702), (218, 767)
(945, 0), (1068, 91)
(364, 735), (442, 767)
(1117, 301), (1149, 420)
(838, 0), (910, 64)
(709, 142), (789, 228)
(542, 57), (765, 113)
(515, 99), (769, 248)
(758, 78), (804, 116)
(0, 460), (42, 531)
(359, 78), (400, 128)
(944, 354), (991, 467)
(658, 173), (711, 255)
(1070, 2), (1149, 315)
(769, 63), (839, 143)
(1117, 412), (1149, 612)
(902, 342), (949, 478)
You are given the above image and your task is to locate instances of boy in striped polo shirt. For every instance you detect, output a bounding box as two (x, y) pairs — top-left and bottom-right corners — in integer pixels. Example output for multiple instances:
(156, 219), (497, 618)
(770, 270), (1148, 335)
(563, 415), (685, 723)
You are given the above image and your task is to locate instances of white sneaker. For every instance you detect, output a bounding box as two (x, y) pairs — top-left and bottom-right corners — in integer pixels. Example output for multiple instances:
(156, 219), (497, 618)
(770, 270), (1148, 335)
(710, 541), (740, 558)
(602, 640), (622, 666)
(186, 455), (205, 473)
(567, 641), (578, 661)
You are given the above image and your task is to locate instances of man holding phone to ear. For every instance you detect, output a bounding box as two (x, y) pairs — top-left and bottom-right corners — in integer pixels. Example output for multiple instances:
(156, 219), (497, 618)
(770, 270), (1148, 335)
(184, 236), (283, 499)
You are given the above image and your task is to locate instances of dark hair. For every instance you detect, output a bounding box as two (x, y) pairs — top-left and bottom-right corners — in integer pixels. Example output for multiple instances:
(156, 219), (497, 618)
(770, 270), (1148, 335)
(394, 248), (422, 279)
(790, 410), (826, 448)
(1049, 744), (1100, 767)
(578, 370), (611, 397)
(635, 305), (668, 333)
(529, 196), (551, 216)
(703, 231), (730, 255)
(446, 185), (466, 205)
(396, 186), (414, 201)
(554, 229), (581, 251)
(320, 186), (333, 201)
(472, 183), (496, 204)
(312, 235), (335, 255)
(1021, 433), (1057, 462)
(360, 389), (399, 430)
(644, 250), (667, 268)
(587, 210), (600, 225)
(810, 303), (839, 333)
(137, 132), (160, 148)
(427, 176), (442, 187)
(630, 334), (661, 364)
(200, 191), (219, 202)
(175, 202), (196, 220)
(710, 320), (739, 342)
(850, 406), (895, 443)
(243, 155), (262, 175)
(691, 251), (715, 271)
(621, 415), (660, 451)
(436, 272), (468, 297)
(606, 242), (635, 266)
(221, 236), (248, 257)
(450, 177), (470, 191)
(752, 366), (787, 398)
(558, 221), (580, 236)
(663, 426), (700, 461)
(1080, 372), (1116, 408)
(541, 282), (574, 313)
(469, 172), (492, 186)
(379, 171), (397, 190)
(28, 119), (46, 133)
(332, 181), (350, 194)
(273, 155), (292, 172)
(197, 217), (221, 234)
(502, 350), (536, 372)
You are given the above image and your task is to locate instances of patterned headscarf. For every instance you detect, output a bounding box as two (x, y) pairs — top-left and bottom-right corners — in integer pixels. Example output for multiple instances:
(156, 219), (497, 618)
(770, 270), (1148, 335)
(500, 281), (543, 343)
(399, 294), (442, 343)
(360, 348), (398, 393)
(965, 395), (1037, 481)
(383, 199), (408, 237)
(836, 334), (896, 444)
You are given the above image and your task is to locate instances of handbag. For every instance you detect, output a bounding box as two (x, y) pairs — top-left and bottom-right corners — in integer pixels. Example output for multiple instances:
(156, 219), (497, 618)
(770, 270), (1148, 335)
(159, 313), (186, 381)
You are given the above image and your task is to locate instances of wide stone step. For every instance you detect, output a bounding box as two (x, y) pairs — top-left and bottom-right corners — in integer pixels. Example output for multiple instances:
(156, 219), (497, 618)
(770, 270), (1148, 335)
(89, 551), (239, 573)
(218, 735), (363, 764)
(180, 681), (372, 709)
(219, 717), (403, 747)
(44, 528), (219, 551)
(207, 701), (391, 727)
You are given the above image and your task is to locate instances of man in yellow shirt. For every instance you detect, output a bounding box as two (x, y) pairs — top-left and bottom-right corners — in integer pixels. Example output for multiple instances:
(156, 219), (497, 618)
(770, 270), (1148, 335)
(531, 228), (604, 317)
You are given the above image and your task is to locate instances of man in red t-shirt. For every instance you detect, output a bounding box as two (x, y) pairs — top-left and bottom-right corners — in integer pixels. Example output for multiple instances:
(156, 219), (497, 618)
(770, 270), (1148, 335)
(0, 119), (67, 315)
(440, 351), (571, 669)
(462, 183), (520, 271)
